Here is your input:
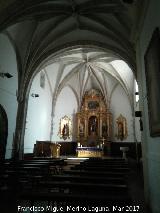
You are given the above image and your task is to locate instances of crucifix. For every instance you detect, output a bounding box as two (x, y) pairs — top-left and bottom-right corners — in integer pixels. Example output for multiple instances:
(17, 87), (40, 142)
(101, 137), (106, 144)
(100, 137), (106, 148)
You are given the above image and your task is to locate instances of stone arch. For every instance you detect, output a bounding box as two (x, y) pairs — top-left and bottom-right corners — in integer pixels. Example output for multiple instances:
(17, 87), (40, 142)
(14, 44), (136, 159)
(0, 104), (8, 160)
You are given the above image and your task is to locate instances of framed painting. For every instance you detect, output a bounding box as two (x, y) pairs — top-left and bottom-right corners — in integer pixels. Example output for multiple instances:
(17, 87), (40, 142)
(58, 115), (72, 140)
(144, 28), (160, 137)
(115, 114), (128, 141)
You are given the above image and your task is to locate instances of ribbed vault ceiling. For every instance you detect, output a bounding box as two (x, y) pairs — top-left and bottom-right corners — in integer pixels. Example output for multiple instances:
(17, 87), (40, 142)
(41, 47), (134, 110)
(0, 0), (147, 97)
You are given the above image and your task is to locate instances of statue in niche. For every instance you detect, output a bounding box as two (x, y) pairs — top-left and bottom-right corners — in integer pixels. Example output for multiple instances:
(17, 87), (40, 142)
(89, 116), (97, 135)
(91, 118), (97, 132)
(102, 121), (108, 137)
(79, 122), (84, 136)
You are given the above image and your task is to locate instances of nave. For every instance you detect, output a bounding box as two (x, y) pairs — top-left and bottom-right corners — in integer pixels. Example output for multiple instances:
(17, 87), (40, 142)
(0, 156), (146, 213)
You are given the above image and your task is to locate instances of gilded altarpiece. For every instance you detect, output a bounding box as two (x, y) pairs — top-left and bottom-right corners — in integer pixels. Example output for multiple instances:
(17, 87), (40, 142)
(76, 90), (112, 147)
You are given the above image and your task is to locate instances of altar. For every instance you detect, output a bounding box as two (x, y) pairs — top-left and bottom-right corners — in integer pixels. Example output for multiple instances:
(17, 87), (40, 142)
(76, 147), (103, 158)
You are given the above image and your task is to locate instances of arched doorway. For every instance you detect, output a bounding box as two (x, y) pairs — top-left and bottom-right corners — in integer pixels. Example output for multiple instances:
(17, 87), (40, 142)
(0, 104), (8, 160)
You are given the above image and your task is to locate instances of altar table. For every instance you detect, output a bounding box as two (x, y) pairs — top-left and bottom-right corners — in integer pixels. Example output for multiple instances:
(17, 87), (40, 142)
(76, 147), (103, 158)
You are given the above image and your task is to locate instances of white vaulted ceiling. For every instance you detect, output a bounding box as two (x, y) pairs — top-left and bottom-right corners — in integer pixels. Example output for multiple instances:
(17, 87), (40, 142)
(0, 0), (148, 100)
(0, 0), (148, 97)
(42, 47), (134, 110)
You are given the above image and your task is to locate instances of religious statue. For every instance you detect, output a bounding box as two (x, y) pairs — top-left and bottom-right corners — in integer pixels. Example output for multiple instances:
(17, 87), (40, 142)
(102, 121), (108, 137)
(116, 114), (127, 141)
(118, 122), (124, 140)
(89, 116), (97, 135)
(91, 117), (97, 132)
(58, 115), (72, 140)
(62, 123), (69, 136)
(79, 122), (84, 136)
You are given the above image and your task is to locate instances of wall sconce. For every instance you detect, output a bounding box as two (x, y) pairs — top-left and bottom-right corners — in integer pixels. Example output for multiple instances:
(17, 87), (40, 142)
(0, 72), (13, 78)
(31, 93), (39, 98)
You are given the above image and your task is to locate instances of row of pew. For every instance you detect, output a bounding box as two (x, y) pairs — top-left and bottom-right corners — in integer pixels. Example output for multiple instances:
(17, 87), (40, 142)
(0, 158), (65, 212)
(0, 157), (131, 212)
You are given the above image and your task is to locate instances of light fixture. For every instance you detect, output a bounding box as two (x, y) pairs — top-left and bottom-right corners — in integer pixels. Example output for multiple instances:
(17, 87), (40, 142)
(31, 93), (39, 98)
(0, 72), (13, 78)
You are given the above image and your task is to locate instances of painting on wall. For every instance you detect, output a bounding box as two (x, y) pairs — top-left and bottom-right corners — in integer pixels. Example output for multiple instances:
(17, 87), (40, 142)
(115, 114), (128, 141)
(58, 115), (72, 140)
(144, 28), (160, 137)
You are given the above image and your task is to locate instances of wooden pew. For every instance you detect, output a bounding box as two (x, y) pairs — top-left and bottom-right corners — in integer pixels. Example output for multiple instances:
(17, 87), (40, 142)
(0, 158), (64, 194)
(1, 157), (132, 211)
(44, 174), (125, 184)
(71, 165), (129, 173)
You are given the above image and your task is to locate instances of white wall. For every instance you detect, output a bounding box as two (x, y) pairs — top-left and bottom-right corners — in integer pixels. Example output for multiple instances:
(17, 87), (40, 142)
(136, 1), (160, 212)
(110, 84), (134, 142)
(111, 60), (134, 90)
(24, 71), (52, 153)
(52, 86), (78, 142)
(0, 33), (18, 159)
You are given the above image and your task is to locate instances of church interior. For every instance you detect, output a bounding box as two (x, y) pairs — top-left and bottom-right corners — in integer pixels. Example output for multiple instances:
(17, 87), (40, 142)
(0, 0), (160, 212)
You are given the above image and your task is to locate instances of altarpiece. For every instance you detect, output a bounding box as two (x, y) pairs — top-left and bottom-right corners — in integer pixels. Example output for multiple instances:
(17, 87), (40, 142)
(76, 89), (112, 152)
